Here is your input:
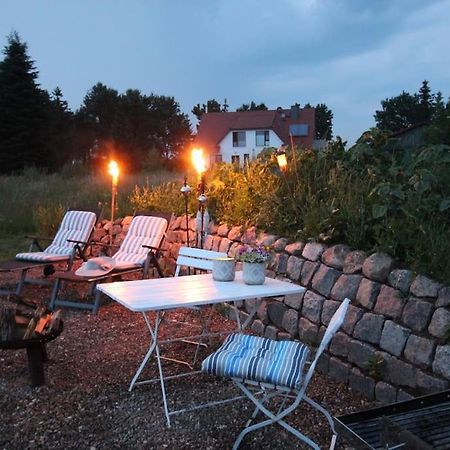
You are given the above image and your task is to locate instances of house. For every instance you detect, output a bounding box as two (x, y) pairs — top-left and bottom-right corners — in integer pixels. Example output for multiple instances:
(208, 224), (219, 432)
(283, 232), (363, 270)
(193, 105), (315, 166)
(390, 121), (429, 149)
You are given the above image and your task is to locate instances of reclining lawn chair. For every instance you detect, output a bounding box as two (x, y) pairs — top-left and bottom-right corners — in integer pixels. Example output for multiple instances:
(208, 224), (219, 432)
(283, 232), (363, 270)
(0, 208), (100, 295)
(49, 213), (171, 314)
(202, 297), (351, 450)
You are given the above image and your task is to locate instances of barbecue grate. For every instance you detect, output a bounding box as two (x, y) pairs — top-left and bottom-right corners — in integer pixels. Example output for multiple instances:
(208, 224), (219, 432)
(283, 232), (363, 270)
(335, 390), (450, 449)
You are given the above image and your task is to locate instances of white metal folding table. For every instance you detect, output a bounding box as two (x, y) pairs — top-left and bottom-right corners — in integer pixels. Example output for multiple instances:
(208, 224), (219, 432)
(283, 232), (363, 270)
(97, 272), (305, 426)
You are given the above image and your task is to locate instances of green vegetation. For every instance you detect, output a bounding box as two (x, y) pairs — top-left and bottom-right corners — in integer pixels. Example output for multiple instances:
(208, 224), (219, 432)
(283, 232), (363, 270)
(131, 141), (450, 283)
(0, 167), (180, 238)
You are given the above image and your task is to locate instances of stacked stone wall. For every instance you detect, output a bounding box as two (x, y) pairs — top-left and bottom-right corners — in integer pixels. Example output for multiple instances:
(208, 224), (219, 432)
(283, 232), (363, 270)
(96, 215), (450, 403)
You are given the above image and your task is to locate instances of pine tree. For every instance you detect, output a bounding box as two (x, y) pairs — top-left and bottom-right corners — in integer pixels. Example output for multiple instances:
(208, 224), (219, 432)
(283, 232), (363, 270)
(0, 32), (52, 173)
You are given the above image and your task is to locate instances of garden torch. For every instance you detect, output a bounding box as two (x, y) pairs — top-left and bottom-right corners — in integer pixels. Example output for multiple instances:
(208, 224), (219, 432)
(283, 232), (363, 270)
(108, 160), (119, 247)
(191, 148), (209, 249)
(180, 176), (191, 247)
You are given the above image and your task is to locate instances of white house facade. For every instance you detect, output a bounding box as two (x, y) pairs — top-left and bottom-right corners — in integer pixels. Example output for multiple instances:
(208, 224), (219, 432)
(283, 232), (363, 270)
(194, 106), (316, 167)
(214, 129), (284, 165)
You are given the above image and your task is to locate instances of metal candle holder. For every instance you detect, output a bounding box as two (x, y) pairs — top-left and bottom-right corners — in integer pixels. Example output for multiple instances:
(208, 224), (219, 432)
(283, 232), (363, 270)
(180, 176), (191, 247)
(197, 174), (208, 249)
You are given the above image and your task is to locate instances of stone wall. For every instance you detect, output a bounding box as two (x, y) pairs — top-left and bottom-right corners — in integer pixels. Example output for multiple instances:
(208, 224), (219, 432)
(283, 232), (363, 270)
(98, 215), (450, 403)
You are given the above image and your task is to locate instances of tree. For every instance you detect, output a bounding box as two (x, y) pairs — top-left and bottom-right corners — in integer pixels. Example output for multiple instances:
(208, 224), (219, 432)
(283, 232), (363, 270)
(0, 32), (53, 172)
(374, 81), (439, 133)
(75, 85), (191, 170)
(192, 98), (222, 121)
(236, 101), (268, 111)
(304, 103), (334, 140)
(47, 87), (75, 169)
(374, 91), (420, 132)
(314, 103), (333, 140)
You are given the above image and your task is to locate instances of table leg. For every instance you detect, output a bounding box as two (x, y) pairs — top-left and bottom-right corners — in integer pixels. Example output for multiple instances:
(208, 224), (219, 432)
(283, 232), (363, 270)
(128, 311), (161, 391)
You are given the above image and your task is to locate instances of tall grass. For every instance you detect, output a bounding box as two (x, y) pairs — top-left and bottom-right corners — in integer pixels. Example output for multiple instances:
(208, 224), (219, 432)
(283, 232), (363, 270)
(0, 167), (181, 235)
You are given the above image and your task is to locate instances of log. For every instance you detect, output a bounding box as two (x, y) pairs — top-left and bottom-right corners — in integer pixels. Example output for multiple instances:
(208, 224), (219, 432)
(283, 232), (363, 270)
(23, 306), (46, 339)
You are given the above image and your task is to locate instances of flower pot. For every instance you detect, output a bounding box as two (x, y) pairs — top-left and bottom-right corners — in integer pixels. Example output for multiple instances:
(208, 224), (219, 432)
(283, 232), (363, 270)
(212, 257), (236, 281)
(242, 262), (266, 285)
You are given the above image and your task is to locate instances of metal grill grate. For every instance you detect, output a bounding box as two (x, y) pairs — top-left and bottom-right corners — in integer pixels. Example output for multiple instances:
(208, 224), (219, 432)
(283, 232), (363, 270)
(335, 390), (450, 449)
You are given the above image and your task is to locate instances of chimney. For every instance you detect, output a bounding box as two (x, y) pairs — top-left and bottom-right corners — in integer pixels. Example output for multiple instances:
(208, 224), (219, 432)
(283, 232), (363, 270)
(290, 104), (300, 121)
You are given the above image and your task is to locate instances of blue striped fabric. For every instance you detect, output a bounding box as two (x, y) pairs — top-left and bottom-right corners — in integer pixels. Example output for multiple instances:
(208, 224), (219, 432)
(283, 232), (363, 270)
(202, 334), (310, 390)
(16, 211), (96, 262)
(113, 216), (167, 269)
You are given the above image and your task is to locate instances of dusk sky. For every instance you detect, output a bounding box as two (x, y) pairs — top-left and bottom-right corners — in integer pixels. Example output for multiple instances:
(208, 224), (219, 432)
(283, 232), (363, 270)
(1, 0), (449, 144)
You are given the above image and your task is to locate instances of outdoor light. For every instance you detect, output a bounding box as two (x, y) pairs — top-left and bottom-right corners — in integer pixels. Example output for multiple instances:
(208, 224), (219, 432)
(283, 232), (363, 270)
(180, 176), (191, 247)
(276, 146), (288, 171)
(108, 160), (120, 247)
(191, 148), (209, 249)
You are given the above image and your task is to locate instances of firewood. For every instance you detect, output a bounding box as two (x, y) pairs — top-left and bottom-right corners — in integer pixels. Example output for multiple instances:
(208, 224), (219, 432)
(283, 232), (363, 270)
(23, 316), (37, 339)
(34, 315), (52, 334)
(47, 310), (62, 334)
(23, 307), (48, 339)
(0, 306), (16, 341)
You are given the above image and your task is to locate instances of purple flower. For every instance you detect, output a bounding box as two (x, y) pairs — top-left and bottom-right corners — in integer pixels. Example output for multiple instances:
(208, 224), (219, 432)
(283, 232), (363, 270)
(235, 244), (273, 263)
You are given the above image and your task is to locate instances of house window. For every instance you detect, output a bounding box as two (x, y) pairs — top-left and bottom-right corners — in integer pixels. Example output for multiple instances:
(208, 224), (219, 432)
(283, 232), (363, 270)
(213, 154), (222, 163)
(231, 154), (240, 165)
(255, 130), (270, 146)
(243, 154), (250, 165)
(232, 131), (246, 147)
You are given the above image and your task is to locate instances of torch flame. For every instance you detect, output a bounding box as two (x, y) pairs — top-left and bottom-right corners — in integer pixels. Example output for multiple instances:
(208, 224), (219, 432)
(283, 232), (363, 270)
(108, 160), (119, 185)
(191, 148), (206, 175)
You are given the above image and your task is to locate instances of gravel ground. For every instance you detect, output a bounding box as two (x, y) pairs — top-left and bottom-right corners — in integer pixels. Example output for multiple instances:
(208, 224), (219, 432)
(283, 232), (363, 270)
(0, 268), (374, 449)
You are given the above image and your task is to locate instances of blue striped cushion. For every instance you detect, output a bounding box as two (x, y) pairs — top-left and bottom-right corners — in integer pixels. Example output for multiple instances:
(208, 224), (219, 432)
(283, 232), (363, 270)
(202, 334), (310, 390)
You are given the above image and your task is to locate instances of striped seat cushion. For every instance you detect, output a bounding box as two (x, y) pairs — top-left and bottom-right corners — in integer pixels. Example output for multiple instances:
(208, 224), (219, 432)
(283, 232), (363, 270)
(112, 216), (167, 269)
(16, 210), (97, 262)
(202, 334), (310, 390)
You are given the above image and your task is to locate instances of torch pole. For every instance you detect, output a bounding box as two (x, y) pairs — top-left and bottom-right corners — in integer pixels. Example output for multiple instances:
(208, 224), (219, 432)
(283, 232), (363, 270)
(181, 176), (191, 248)
(197, 173), (207, 249)
(110, 180), (117, 248)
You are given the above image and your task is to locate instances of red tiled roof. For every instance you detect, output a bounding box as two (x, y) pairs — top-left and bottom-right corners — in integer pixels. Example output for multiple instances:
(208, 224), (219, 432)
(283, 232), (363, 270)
(194, 108), (315, 152)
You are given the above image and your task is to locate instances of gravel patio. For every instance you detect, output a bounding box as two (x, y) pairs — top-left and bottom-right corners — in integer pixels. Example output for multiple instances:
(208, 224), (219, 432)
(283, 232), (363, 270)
(0, 268), (374, 449)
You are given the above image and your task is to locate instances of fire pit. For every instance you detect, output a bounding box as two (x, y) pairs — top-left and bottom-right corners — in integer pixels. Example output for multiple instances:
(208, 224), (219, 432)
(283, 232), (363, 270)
(0, 296), (63, 387)
(335, 390), (450, 449)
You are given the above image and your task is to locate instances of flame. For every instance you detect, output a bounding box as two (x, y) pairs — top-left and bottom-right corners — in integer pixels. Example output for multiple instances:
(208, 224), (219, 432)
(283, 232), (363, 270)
(108, 160), (119, 184)
(191, 148), (206, 175)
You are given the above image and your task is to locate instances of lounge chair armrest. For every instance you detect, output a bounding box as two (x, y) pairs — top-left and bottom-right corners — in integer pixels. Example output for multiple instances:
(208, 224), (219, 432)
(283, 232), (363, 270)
(142, 245), (167, 253)
(67, 239), (89, 245)
(142, 245), (164, 251)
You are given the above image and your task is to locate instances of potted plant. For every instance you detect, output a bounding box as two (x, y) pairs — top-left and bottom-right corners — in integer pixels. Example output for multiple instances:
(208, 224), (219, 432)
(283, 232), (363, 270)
(235, 244), (272, 285)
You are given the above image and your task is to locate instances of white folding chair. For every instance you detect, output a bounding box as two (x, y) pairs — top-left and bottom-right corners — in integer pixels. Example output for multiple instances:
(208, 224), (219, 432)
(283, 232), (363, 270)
(202, 298), (351, 450)
(161, 246), (228, 367)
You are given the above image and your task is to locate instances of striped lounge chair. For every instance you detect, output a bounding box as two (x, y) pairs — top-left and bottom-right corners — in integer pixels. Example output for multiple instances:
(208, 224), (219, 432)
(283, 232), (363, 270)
(50, 214), (170, 313)
(202, 298), (351, 450)
(0, 209), (98, 295)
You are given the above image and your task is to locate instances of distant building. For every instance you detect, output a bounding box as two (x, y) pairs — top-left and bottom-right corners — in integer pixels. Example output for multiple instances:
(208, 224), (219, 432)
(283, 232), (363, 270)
(390, 122), (429, 149)
(193, 105), (315, 166)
